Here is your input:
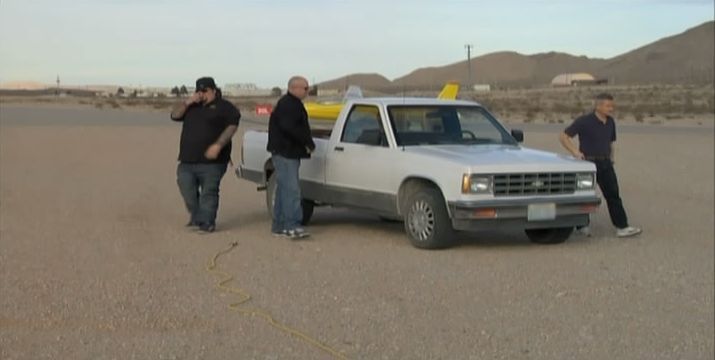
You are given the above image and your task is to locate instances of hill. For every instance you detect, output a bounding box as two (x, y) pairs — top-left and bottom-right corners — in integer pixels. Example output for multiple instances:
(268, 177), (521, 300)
(597, 21), (714, 84)
(321, 21), (714, 89)
(315, 73), (393, 91)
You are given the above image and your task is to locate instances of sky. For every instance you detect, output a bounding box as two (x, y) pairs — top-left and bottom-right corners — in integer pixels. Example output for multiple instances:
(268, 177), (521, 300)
(0, 0), (713, 88)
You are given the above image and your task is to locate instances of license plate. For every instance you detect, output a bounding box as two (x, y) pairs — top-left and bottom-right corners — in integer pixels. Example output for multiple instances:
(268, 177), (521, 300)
(528, 203), (556, 221)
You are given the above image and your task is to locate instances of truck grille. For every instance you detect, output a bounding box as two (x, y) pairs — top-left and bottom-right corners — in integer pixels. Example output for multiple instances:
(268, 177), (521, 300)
(493, 173), (577, 196)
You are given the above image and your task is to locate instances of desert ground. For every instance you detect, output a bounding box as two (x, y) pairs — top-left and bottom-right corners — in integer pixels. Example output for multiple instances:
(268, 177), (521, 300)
(2, 83), (713, 127)
(0, 102), (713, 359)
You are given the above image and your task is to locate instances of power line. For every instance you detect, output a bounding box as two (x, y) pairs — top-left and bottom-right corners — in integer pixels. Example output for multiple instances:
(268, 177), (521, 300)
(464, 44), (473, 89)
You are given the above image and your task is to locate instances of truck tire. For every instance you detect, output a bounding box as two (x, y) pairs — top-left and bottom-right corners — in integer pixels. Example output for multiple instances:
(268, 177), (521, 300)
(525, 227), (573, 244)
(300, 200), (315, 226)
(266, 175), (314, 226)
(403, 187), (455, 249)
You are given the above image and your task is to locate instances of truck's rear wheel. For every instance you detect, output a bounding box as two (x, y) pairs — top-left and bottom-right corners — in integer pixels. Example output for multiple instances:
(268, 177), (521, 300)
(300, 200), (314, 226)
(525, 227), (573, 244)
(266, 175), (314, 226)
(404, 188), (455, 249)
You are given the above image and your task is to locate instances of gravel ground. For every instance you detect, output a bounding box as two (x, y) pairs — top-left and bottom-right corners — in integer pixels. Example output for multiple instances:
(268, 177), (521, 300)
(1, 105), (713, 359)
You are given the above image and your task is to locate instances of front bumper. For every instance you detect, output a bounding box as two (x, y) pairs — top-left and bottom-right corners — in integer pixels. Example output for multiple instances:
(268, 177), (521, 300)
(448, 195), (601, 231)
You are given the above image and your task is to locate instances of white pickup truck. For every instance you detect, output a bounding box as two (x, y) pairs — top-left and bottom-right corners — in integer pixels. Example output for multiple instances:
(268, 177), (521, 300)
(237, 98), (601, 249)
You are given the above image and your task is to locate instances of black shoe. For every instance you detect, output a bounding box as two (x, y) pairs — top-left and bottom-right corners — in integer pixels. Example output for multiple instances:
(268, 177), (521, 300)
(198, 223), (216, 234)
(185, 220), (199, 228)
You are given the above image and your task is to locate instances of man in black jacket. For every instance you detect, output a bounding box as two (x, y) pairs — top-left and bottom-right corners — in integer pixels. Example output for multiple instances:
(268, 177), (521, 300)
(267, 76), (315, 239)
(170, 77), (240, 233)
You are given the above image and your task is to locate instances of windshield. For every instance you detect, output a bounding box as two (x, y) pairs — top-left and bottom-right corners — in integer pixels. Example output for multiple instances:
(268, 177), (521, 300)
(387, 105), (517, 146)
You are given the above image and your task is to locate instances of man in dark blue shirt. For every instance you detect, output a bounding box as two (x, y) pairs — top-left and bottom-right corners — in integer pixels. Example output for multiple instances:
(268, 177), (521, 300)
(560, 93), (641, 238)
(170, 77), (240, 233)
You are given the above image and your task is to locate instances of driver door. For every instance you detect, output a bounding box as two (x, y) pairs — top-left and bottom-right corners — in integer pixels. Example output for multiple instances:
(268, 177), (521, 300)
(325, 105), (397, 212)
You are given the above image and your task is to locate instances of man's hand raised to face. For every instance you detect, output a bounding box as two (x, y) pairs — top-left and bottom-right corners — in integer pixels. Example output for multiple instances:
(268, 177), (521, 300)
(185, 92), (201, 106)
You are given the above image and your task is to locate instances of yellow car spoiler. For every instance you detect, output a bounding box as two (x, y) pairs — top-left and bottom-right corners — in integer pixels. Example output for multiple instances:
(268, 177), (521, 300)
(306, 82), (460, 120)
(437, 81), (460, 100)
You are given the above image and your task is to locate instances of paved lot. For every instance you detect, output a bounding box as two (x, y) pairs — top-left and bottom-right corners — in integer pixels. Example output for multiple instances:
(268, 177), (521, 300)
(1, 105), (713, 359)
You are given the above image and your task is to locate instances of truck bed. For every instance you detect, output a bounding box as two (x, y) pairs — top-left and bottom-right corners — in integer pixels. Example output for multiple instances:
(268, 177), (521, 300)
(249, 127), (332, 139)
(311, 128), (332, 139)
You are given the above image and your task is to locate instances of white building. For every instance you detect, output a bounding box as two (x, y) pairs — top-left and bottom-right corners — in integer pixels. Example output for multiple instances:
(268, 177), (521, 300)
(472, 84), (491, 92)
(551, 73), (601, 87)
(317, 88), (340, 97)
(223, 83), (271, 97)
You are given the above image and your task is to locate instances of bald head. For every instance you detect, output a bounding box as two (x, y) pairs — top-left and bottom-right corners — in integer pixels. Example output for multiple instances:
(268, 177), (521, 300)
(287, 76), (309, 100)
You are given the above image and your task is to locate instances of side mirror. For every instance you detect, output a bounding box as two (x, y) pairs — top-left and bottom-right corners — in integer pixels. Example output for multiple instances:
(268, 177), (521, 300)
(511, 129), (524, 143)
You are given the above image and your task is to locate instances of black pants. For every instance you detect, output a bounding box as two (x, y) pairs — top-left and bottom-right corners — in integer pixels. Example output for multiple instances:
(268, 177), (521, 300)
(592, 159), (629, 229)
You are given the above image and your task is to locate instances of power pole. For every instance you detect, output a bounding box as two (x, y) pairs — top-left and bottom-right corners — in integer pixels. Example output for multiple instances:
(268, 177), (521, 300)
(56, 75), (60, 96)
(464, 44), (473, 89)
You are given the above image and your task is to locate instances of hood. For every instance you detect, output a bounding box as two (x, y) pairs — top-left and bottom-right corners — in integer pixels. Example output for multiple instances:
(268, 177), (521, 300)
(402, 144), (595, 173)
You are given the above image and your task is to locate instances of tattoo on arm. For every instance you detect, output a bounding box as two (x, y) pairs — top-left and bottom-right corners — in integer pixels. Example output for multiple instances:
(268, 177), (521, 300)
(215, 125), (238, 147)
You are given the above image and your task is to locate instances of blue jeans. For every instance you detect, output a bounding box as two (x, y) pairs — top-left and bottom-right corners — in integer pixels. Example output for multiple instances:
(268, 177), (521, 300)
(176, 163), (227, 226)
(271, 155), (302, 232)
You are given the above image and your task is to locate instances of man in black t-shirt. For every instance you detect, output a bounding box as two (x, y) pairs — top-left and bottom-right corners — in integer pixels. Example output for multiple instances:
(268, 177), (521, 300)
(170, 77), (240, 233)
(560, 93), (641, 238)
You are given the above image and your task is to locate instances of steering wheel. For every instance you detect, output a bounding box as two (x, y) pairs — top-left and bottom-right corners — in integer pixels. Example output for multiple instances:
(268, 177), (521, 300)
(461, 130), (477, 140)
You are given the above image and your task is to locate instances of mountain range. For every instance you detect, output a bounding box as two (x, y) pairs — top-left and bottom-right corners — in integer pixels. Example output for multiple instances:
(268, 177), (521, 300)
(317, 21), (714, 90)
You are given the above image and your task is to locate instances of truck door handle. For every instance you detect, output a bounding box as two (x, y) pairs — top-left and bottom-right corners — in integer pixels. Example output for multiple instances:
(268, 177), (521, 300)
(334, 146), (344, 152)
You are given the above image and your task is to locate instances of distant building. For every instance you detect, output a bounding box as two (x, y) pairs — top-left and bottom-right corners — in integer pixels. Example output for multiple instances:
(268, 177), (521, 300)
(91, 85), (172, 98)
(223, 83), (271, 97)
(472, 84), (491, 92)
(317, 88), (340, 97)
(141, 86), (172, 97)
(551, 73), (607, 87)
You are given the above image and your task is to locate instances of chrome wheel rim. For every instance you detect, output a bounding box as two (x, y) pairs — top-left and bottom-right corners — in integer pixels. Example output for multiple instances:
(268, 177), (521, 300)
(408, 200), (434, 241)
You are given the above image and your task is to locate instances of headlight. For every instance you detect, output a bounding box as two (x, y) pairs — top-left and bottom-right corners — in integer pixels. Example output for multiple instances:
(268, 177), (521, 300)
(462, 174), (492, 194)
(576, 173), (595, 189)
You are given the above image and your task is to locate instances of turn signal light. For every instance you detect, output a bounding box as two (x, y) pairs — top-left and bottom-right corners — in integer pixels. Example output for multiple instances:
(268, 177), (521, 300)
(473, 208), (497, 218)
(580, 204), (599, 213)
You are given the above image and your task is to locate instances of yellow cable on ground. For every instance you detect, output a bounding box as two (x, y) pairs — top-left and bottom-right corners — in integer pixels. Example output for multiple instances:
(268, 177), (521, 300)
(206, 241), (349, 360)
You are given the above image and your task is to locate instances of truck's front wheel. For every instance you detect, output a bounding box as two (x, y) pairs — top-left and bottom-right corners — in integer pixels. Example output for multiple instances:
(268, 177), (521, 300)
(404, 188), (455, 249)
(266, 175), (314, 226)
(525, 227), (573, 244)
